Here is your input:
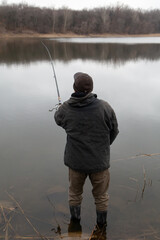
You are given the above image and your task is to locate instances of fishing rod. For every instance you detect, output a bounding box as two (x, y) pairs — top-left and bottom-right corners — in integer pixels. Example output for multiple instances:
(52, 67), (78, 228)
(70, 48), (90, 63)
(41, 41), (62, 111)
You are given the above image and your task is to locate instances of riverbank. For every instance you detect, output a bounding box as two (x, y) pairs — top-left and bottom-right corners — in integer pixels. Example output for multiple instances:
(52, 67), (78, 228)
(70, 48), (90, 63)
(1, 32), (160, 39)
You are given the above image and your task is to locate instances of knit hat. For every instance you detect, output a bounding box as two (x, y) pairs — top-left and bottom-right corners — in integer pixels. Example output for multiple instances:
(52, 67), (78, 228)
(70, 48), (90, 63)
(73, 72), (93, 93)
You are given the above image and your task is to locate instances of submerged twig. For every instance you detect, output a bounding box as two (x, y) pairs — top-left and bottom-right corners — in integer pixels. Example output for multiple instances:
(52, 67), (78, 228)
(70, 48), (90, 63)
(5, 191), (47, 240)
(113, 152), (160, 162)
(141, 165), (147, 199)
(0, 206), (9, 240)
(47, 196), (61, 236)
(129, 177), (140, 202)
(128, 165), (153, 203)
(0, 205), (16, 236)
(88, 225), (96, 240)
(134, 228), (160, 238)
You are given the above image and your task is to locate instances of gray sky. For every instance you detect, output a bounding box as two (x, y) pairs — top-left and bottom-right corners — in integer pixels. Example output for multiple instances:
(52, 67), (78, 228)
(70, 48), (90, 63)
(2, 0), (160, 10)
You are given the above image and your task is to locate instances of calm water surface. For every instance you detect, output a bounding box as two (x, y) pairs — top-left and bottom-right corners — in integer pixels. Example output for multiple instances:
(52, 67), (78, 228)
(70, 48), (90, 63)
(0, 38), (160, 239)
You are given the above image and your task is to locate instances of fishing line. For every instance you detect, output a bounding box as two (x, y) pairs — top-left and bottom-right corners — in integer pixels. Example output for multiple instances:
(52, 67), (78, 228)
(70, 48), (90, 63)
(41, 41), (62, 111)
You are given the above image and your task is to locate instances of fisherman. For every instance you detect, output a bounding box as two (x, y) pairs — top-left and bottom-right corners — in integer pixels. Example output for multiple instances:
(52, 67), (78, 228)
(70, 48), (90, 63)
(54, 72), (119, 239)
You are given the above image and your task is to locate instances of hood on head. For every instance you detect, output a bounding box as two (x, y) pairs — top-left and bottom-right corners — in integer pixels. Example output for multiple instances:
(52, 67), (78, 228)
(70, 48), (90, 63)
(68, 93), (97, 108)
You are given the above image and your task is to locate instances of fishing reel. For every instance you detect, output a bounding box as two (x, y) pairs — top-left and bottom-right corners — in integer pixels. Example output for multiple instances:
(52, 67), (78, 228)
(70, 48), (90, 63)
(49, 102), (62, 112)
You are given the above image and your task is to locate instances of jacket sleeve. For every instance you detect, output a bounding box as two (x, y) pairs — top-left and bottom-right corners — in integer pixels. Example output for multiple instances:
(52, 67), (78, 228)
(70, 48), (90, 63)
(109, 110), (119, 145)
(54, 105), (65, 127)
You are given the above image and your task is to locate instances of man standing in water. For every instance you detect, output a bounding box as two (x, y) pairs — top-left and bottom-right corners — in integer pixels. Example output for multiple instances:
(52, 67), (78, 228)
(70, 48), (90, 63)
(54, 72), (119, 239)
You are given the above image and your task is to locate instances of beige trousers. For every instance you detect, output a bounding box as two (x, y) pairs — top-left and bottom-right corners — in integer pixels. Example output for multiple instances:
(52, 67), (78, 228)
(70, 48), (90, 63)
(68, 168), (110, 212)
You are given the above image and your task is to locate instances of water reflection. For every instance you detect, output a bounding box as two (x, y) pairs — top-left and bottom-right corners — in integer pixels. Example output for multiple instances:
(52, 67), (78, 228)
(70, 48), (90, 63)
(1, 39), (160, 66)
(0, 38), (160, 239)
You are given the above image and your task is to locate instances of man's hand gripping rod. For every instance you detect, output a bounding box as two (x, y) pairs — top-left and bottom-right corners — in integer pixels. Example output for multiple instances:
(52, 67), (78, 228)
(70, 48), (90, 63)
(41, 41), (62, 111)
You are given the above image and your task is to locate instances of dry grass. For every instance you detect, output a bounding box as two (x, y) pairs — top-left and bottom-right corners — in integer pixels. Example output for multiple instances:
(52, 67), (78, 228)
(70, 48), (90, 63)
(1, 32), (160, 39)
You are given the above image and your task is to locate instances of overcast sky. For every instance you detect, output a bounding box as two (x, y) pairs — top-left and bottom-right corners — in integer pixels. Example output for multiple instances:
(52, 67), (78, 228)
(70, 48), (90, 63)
(2, 0), (160, 10)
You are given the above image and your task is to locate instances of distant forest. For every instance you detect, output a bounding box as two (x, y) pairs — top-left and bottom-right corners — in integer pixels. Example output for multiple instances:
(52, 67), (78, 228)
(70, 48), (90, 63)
(0, 3), (160, 34)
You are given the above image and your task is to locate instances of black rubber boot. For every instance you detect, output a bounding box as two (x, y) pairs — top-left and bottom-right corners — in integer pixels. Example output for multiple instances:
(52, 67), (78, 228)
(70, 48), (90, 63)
(69, 205), (81, 222)
(96, 210), (107, 228)
(68, 205), (82, 233)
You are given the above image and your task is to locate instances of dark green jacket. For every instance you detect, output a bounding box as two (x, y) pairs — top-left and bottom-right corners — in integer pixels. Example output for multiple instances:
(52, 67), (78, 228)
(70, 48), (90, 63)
(54, 93), (119, 173)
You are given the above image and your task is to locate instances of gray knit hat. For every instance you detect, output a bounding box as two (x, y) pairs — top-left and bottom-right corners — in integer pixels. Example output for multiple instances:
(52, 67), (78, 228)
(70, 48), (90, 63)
(73, 72), (93, 93)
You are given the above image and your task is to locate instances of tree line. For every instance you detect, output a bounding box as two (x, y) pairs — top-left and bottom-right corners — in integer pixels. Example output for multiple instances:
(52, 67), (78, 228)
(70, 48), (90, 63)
(0, 3), (160, 34)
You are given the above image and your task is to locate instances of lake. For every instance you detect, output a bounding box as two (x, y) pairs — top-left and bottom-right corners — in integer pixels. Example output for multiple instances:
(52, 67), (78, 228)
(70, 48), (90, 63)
(0, 37), (160, 239)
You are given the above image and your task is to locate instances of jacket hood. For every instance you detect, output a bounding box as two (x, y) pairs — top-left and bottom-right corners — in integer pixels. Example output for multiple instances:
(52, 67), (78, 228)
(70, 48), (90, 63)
(67, 93), (97, 107)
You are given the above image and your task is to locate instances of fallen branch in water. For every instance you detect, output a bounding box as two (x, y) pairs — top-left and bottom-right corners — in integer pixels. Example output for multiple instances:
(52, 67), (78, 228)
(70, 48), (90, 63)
(113, 153), (160, 162)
